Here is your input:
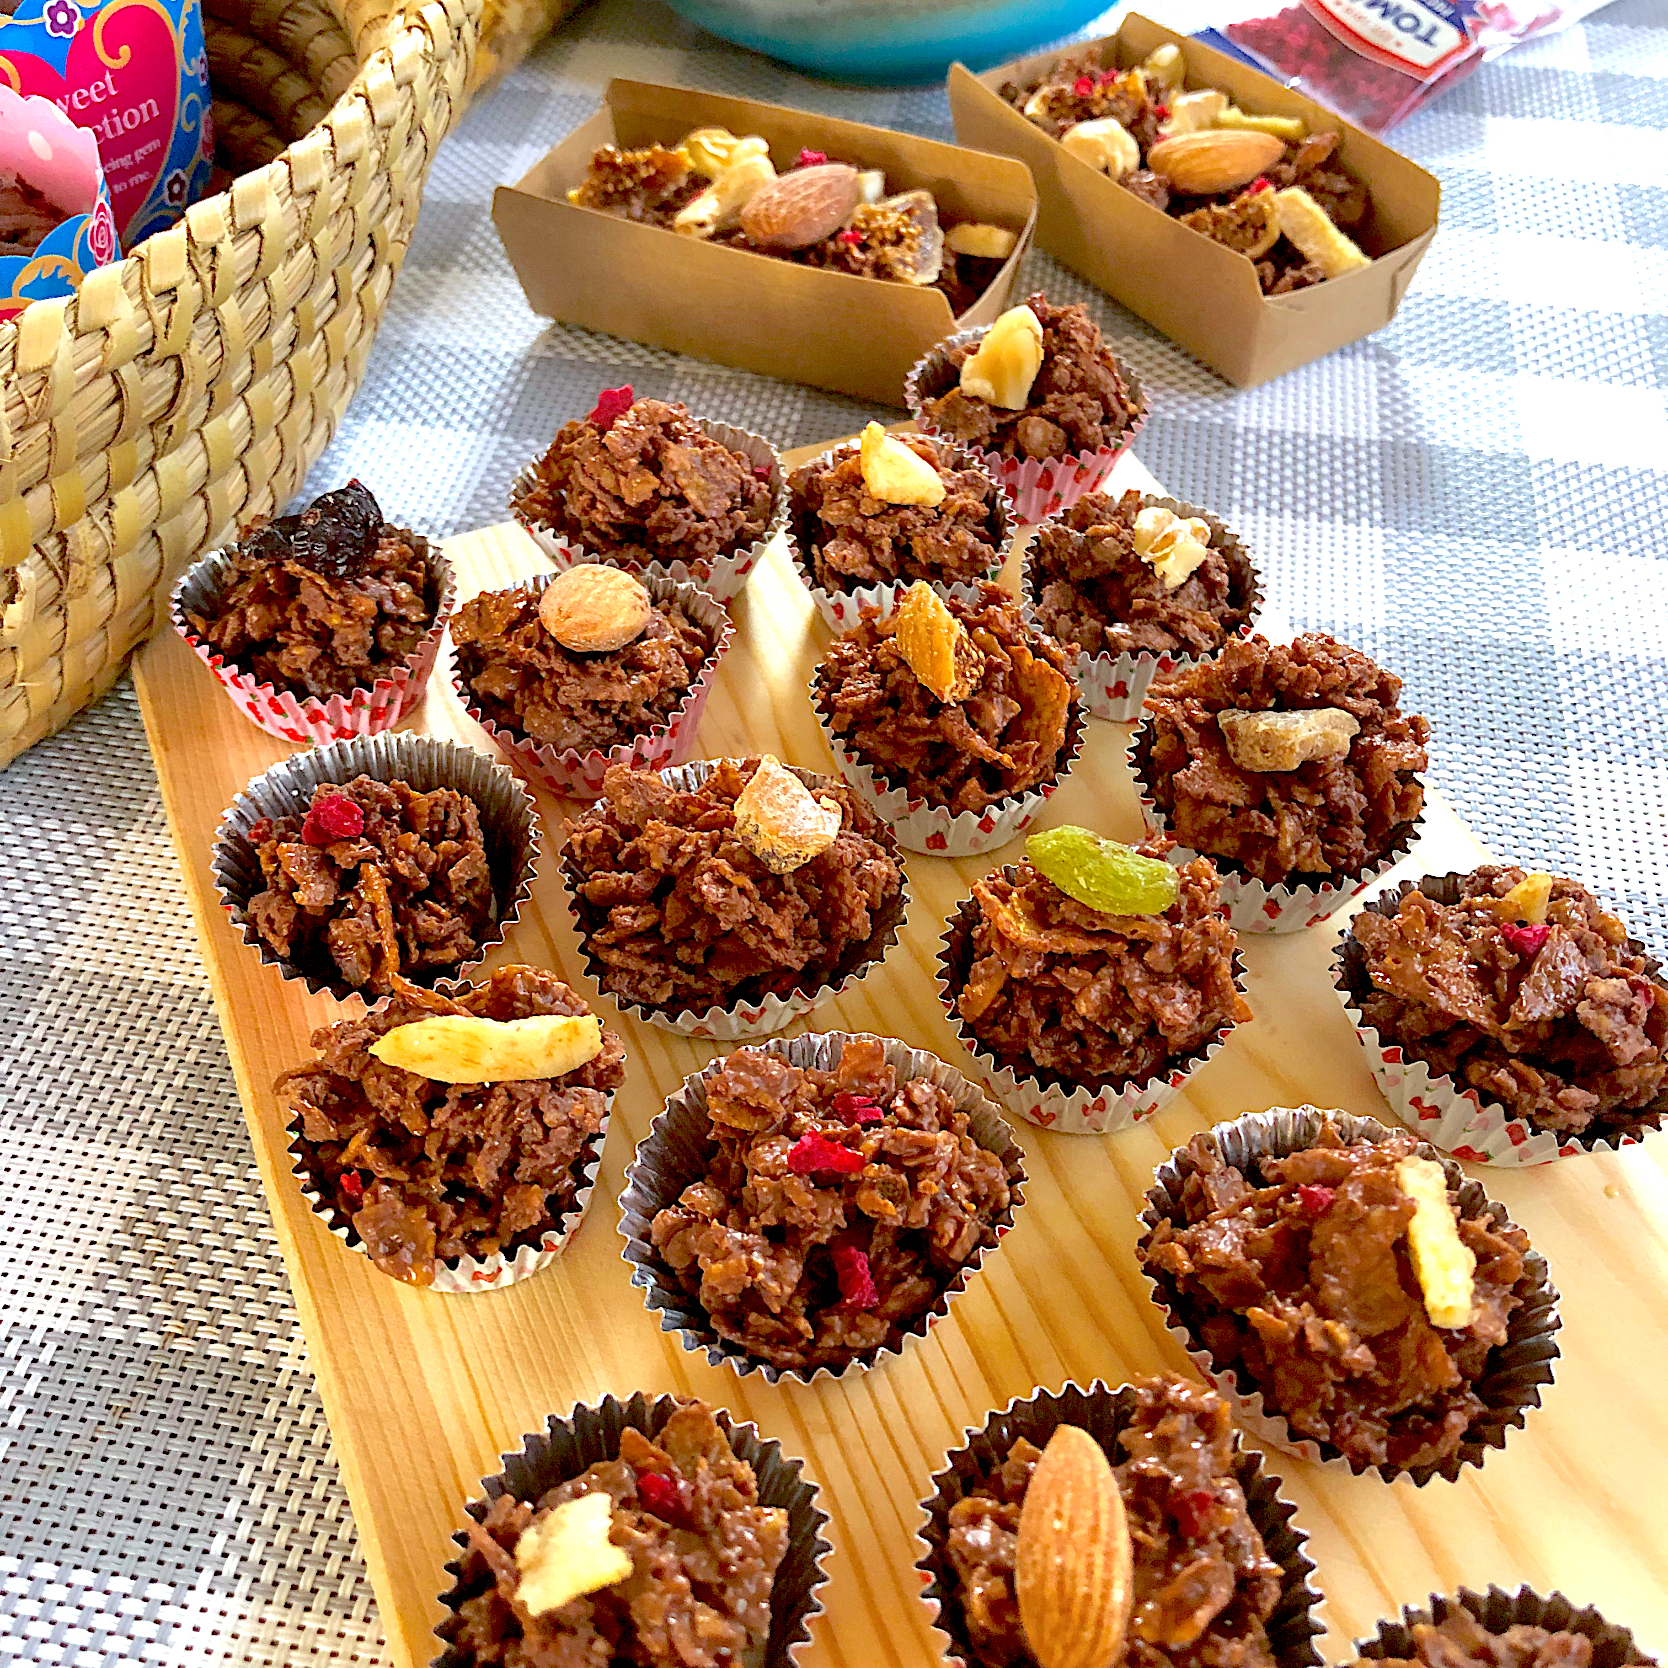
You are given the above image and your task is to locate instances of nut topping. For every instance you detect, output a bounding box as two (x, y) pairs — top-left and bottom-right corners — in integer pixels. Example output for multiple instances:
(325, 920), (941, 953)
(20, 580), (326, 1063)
(682, 126), (770, 179)
(1141, 41), (1185, 90)
(369, 1012), (604, 1084)
(958, 303), (1045, 410)
(1132, 505), (1214, 590)
(1061, 116), (1141, 181)
(1216, 105), (1307, 141)
(894, 580), (982, 704)
(858, 422), (946, 507)
(739, 162), (861, 249)
(1490, 871), (1554, 925)
(1157, 86), (1226, 138)
(537, 563), (654, 653)
(1147, 128), (1285, 194)
(514, 1492), (632, 1616)
(1217, 706), (1360, 772)
(673, 152), (777, 239)
(1015, 1424), (1134, 1668)
(946, 221), (1018, 260)
(733, 755), (843, 875)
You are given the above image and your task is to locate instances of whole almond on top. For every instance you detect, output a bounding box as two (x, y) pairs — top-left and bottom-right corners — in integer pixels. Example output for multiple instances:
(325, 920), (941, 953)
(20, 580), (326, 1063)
(1015, 1424), (1134, 1668)
(1146, 129), (1284, 195)
(538, 563), (653, 653)
(740, 163), (861, 249)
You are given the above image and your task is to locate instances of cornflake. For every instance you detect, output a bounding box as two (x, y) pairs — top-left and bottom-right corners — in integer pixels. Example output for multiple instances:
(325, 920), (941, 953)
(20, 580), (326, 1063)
(1217, 706), (1359, 772)
(514, 1492), (631, 1616)
(733, 755), (842, 875)
(894, 580), (982, 703)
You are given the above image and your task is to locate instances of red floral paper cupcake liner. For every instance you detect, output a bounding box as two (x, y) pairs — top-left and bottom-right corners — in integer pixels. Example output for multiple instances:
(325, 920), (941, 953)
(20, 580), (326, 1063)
(1354, 1586), (1657, 1668)
(171, 535), (455, 744)
(783, 438), (1013, 633)
(904, 328), (1148, 525)
(936, 873), (1248, 1133)
(1020, 496), (1263, 723)
(1334, 874), (1667, 1166)
(510, 418), (787, 603)
(448, 572), (734, 799)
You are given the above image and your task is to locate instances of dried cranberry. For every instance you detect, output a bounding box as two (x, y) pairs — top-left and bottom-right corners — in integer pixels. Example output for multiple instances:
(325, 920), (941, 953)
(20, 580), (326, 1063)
(831, 1092), (884, 1125)
(287, 480), (384, 579)
(588, 384), (634, 431)
(339, 1171), (364, 1204)
(836, 228), (864, 246)
(1297, 1184), (1335, 1216)
(301, 792), (366, 847)
(831, 1237), (879, 1310)
(1500, 923), (1550, 957)
(787, 1133), (866, 1176)
(634, 1468), (687, 1524)
(1073, 74), (1095, 96)
(796, 148), (827, 168)
(1170, 1488), (1217, 1538)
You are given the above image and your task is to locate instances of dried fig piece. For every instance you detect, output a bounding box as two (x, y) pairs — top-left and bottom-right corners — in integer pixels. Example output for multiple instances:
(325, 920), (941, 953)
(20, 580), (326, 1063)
(876, 188), (943, 285)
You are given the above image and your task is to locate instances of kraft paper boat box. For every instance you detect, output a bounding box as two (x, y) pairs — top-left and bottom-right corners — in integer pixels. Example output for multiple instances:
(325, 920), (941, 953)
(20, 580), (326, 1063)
(947, 14), (1440, 388)
(493, 79), (1039, 406)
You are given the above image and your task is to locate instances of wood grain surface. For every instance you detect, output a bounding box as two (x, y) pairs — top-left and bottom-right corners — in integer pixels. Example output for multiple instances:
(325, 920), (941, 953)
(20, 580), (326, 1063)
(132, 445), (1668, 1668)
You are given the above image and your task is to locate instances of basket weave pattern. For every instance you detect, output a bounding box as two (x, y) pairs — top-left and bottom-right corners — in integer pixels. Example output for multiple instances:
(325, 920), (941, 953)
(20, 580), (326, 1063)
(0, 0), (480, 767)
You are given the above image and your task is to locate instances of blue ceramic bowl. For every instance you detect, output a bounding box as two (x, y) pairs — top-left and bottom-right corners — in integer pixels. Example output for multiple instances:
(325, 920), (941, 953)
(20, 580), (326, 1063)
(661, 0), (1120, 84)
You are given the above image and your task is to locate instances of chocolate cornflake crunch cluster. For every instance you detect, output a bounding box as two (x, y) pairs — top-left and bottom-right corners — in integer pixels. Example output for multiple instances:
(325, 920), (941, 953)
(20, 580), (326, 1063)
(279, 968), (624, 1287)
(1372, 1608), (1656, 1668)
(814, 579), (1078, 816)
(447, 1400), (788, 1667)
(451, 579), (715, 755)
(246, 775), (494, 993)
(921, 294), (1144, 462)
(943, 1374), (1283, 1668)
(788, 432), (1005, 594)
(1029, 488), (1260, 659)
(1138, 632), (1428, 888)
(513, 392), (774, 573)
(1347, 867), (1668, 1138)
(1141, 1121), (1535, 1472)
(1002, 45), (1372, 295)
(952, 847), (1248, 1091)
(187, 481), (436, 700)
(569, 128), (1019, 314)
(564, 759), (904, 1020)
(649, 1036), (1021, 1372)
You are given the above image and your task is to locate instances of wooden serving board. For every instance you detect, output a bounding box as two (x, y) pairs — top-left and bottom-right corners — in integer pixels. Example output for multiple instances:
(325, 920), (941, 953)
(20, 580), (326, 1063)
(133, 445), (1668, 1668)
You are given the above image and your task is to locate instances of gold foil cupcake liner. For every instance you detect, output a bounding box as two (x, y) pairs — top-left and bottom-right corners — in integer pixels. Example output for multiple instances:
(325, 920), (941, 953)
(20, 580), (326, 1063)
(1335, 873), (1667, 1165)
(782, 437), (1013, 633)
(1354, 1584), (1658, 1668)
(1127, 710), (1429, 932)
(172, 531), (456, 743)
(617, 1030), (1027, 1386)
(510, 417), (788, 603)
(904, 326), (1149, 525)
(559, 757), (909, 1038)
(915, 1378), (1324, 1668)
(936, 869), (1248, 1134)
(432, 1391), (832, 1666)
(1019, 495), (1264, 723)
(212, 732), (540, 1005)
(448, 570), (735, 799)
(1138, 1105), (1562, 1484)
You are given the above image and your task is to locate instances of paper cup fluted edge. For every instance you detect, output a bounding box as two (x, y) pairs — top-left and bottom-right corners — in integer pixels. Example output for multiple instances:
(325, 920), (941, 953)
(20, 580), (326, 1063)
(212, 733), (540, 1006)
(1127, 710), (1428, 932)
(783, 438), (1013, 632)
(1137, 1105), (1562, 1484)
(915, 1378), (1324, 1668)
(1334, 874), (1667, 1166)
(510, 418), (787, 603)
(448, 571), (734, 799)
(618, 1030), (1027, 1386)
(1019, 495), (1264, 722)
(559, 758), (909, 1038)
(1354, 1585), (1660, 1668)
(936, 868), (1248, 1134)
(171, 532), (456, 743)
(432, 1391), (831, 1667)
(904, 326), (1148, 525)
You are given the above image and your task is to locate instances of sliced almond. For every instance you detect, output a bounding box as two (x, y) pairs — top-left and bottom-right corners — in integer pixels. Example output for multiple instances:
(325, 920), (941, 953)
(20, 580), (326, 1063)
(514, 1492), (632, 1616)
(369, 1013), (603, 1084)
(1016, 1425), (1134, 1668)
(858, 422), (946, 507)
(1147, 128), (1284, 195)
(894, 580), (982, 704)
(538, 563), (653, 653)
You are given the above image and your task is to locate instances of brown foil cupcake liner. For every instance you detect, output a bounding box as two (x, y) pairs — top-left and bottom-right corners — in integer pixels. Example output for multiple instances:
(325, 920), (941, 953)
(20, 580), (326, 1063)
(783, 437), (1013, 632)
(618, 1031), (1027, 1386)
(915, 1377), (1324, 1668)
(1355, 1584), (1659, 1668)
(212, 733), (540, 1005)
(1138, 1105), (1562, 1484)
(812, 670), (1086, 858)
(432, 1391), (832, 1667)
(1020, 495), (1264, 722)
(937, 868), (1249, 1134)
(172, 532), (456, 744)
(559, 757), (909, 1038)
(904, 326), (1149, 525)
(1335, 873), (1667, 1166)
(448, 571), (734, 799)
(1127, 710), (1428, 932)
(510, 417), (788, 603)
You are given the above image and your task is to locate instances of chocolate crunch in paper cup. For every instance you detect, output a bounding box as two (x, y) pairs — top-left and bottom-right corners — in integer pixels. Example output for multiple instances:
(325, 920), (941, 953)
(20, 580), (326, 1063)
(1354, 1585), (1660, 1668)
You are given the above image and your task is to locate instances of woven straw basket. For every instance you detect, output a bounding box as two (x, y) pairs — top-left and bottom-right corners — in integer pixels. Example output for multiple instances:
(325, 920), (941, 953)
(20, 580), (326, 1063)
(0, 0), (481, 768)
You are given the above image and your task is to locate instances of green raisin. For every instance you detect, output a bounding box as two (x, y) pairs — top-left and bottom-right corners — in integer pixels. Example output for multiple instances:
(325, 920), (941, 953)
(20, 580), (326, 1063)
(1026, 825), (1180, 916)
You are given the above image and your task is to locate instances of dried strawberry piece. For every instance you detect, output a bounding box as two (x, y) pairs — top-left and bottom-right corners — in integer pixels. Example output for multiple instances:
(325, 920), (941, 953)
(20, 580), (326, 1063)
(831, 1237), (879, 1309)
(1154, 103), (1170, 121)
(339, 1171), (364, 1205)
(634, 1468), (687, 1524)
(1630, 975), (1658, 1002)
(787, 1132), (866, 1176)
(247, 818), (273, 845)
(1296, 1184), (1335, 1216)
(1096, 70), (1119, 87)
(1170, 1488), (1216, 1538)
(836, 228), (864, 246)
(1500, 923), (1550, 957)
(588, 384), (634, 431)
(832, 1091), (884, 1125)
(302, 793), (366, 846)
(752, 463), (773, 481)
(796, 148), (827, 168)
(1073, 74), (1095, 96)
(1246, 175), (1272, 194)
